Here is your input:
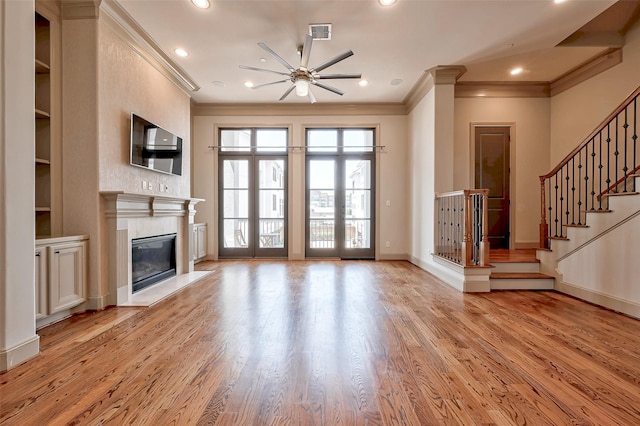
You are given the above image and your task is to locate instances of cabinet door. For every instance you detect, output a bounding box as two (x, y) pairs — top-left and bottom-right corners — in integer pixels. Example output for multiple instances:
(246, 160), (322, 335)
(49, 242), (86, 314)
(197, 225), (207, 260)
(35, 247), (48, 319)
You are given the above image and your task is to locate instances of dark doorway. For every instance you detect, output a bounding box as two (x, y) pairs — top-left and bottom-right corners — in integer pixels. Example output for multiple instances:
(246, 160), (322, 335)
(475, 126), (510, 249)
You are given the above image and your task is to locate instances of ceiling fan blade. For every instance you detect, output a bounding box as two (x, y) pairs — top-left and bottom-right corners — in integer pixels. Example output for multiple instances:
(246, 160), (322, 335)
(279, 85), (295, 101)
(300, 35), (313, 69)
(311, 81), (344, 96)
(308, 89), (317, 104)
(239, 65), (291, 77)
(310, 50), (354, 73)
(258, 42), (296, 72)
(314, 73), (362, 80)
(252, 79), (290, 89)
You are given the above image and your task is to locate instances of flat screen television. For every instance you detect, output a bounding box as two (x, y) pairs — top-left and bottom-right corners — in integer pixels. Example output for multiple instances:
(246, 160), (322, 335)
(130, 113), (183, 176)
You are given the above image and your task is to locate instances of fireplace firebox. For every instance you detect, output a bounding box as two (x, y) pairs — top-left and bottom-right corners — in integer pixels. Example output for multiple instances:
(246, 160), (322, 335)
(131, 234), (177, 293)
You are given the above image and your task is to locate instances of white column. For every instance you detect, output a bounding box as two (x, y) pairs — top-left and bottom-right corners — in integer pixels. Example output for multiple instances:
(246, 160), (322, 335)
(0, 0), (40, 371)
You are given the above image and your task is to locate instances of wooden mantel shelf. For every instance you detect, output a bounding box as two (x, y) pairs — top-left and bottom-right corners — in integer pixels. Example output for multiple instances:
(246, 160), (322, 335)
(100, 191), (203, 219)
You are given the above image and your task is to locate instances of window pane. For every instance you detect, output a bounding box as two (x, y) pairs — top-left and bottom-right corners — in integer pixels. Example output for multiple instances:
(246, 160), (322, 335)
(308, 129), (337, 152)
(344, 129), (374, 152)
(259, 219), (284, 248)
(220, 129), (251, 152)
(345, 190), (371, 219)
(223, 190), (248, 218)
(259, 189), (284, 218)
(309, 220), (334, 248)
(256, 129), (287, 152)
(258, 159), (284, 189)
(345, 160), (371, 189)
(223, 160), (249, 188)
(309, 190), (334, 219)
(344, 220), (371, 249)
(223, 219), (249, 248)
(308, 160), (334, 188)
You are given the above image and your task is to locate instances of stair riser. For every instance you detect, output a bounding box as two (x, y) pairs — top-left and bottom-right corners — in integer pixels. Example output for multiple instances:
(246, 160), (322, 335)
(491, 262), (540, 273)
(490, 279), (554, 290)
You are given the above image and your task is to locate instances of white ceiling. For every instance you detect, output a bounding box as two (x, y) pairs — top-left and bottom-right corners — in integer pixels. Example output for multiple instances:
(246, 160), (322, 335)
(116, 0), (619, 104)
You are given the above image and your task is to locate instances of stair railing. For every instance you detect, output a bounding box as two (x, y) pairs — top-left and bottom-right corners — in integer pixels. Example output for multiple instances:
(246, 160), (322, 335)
(540, 86), (640, 249)
(435, 189), (489, 266)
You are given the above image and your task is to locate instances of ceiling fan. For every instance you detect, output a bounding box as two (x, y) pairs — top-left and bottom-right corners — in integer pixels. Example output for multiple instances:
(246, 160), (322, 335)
(239, 35), (361, 103)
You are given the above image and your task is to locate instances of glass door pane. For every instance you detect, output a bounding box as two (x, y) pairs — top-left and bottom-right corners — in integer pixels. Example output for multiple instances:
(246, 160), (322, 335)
(344, 160), (373, 255)
(256, 158), (286, 256)
(307, 159), (337, 256)
(220, 159), (251, 256)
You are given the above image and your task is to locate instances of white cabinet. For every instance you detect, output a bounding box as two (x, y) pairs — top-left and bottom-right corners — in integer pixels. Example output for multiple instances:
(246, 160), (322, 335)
(36, 236), (88, 321)
(193, 223), (207, 262)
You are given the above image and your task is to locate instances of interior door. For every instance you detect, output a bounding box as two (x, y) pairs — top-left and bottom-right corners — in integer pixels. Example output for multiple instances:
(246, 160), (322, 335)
(475, 126), (510, 249)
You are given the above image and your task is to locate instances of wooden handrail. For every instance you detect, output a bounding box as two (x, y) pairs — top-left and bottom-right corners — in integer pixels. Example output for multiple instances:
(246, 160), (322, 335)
(540, 85), (640, 180)
(597, 164), (640, 200)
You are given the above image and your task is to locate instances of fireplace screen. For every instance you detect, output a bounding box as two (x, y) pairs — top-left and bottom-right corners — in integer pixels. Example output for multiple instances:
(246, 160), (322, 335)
(131, 233), (177, 293)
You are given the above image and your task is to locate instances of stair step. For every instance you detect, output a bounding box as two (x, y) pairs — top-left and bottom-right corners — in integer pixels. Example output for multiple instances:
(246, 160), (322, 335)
(491, 261), (540, 273)
(490, 272), (554, 290)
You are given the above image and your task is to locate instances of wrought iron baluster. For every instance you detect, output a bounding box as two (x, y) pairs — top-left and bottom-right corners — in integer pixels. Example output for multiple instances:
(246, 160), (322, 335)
(554, 173), (559, 237)
(634, 98), (638, 190)
(578, 146), (583, 225)
(548, 178), (552, 241)
(615, 115), (620, 194)
(571, 157), (576, 225)
(606, 124), (611, 205)
(599, 132), (604, 210)
(623, 106), (629, 193)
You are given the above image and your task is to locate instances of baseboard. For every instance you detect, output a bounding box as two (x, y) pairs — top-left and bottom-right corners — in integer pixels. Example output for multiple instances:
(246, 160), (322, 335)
(410, 255), (464, 292)
(36, 310), (72, 330)
(377, 253), (409, 261)
(0, 334), (40, 372)
(86, 294), (109, 311)
(556, 280), (640, 320)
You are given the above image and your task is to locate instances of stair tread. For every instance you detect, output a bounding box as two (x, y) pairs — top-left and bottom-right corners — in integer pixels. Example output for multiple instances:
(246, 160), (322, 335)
(490, 272), (554, 279)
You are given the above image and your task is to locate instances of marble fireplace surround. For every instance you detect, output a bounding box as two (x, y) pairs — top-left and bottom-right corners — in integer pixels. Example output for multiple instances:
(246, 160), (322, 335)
(101, 192), (205, 306)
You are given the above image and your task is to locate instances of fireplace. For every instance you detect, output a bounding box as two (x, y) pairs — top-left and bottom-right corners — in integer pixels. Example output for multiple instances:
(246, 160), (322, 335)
(131, 233), (177, 293)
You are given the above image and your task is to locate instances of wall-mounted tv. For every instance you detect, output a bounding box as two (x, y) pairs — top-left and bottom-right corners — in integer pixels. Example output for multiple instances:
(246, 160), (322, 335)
(130, 113), (183, 176)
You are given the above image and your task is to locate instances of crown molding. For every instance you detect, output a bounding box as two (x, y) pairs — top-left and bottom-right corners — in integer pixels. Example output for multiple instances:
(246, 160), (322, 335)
(36, 0), (61, 19)
(404, 65), (466, 113)
(191, 102), (407, 117)
(61, 0), (101, 20)
(99, 0), (200, 95)
(455, 82), (550, 98)
(550, 48), (622, 96)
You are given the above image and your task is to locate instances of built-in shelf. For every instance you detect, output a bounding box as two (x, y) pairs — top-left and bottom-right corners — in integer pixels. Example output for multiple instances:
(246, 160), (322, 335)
(35, 158), (51, 165)
(35, 207), (51, 212)
(35, 109), (50, 119)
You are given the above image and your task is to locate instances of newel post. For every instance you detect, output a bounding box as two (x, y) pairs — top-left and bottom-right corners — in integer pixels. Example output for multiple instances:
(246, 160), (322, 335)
(539, 176), (549, 249)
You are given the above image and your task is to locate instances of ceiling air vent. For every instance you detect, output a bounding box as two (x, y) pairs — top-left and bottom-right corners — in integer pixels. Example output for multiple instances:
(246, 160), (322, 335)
(309, 24), (332, 41)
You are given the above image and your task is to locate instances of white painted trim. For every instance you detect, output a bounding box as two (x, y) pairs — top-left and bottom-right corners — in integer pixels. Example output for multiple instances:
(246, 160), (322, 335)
(377, 253), (409, 260)
(556, 280), (640, 320)
(0, 335), (40, 372)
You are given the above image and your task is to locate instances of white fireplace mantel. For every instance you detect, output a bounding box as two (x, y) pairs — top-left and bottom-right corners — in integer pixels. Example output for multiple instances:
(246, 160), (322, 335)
(100, 192), (203, 306)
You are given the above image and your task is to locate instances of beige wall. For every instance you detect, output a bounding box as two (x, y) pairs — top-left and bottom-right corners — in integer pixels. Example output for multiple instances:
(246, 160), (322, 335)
(454, 97), (551, 246)
(550, 20), (640, 164)
(97, 20), (191, 198)
(192, 114), (409, 260)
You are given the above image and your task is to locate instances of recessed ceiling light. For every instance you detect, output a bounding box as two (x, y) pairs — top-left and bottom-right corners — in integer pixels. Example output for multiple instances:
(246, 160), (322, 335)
(510, 67), (524, 76)
(390, 78), (403, 86)
(379, 0), (397, 6)
(244, 81), (254, 88)
(174, 48), (189, 57)
(260, 58), (267, 63)
(554, 0), (567, 4)
(359, 79), (369, 87)
(191, 0), (210, 9)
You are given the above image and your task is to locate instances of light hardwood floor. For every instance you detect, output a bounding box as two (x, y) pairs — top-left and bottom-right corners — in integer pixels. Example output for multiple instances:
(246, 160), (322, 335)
(2, 260), (640, 425)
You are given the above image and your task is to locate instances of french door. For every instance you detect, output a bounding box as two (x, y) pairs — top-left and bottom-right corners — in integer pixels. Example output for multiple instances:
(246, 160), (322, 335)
(305, 128), (375, 259)
(218, 128), (287, 258)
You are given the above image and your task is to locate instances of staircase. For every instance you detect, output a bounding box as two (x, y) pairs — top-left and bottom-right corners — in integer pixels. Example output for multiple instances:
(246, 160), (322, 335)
(489, 249), (554, 290)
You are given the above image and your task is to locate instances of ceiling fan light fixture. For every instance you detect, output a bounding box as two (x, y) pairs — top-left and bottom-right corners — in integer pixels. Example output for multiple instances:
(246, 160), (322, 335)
(295, 79), (310, 96)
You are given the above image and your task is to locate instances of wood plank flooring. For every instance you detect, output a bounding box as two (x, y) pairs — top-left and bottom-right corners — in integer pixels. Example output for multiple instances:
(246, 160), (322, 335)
(2, 260), (640, 425)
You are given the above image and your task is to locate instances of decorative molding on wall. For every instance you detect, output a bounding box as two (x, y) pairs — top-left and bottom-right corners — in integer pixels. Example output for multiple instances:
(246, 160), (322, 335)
(61, 0), (101, 20)
(36, 0), (61, 18)
(550, 48), (622, 96)
(191, 102), (407, 117)
(455, 82), (551, 98)
(404, 65), (466, 114)
(99, 0), (200, 95)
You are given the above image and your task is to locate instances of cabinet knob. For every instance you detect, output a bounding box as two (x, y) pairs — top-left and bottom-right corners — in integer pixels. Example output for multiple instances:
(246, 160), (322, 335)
(35, 253), (41, 257)
(54, 250), (60, 254)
